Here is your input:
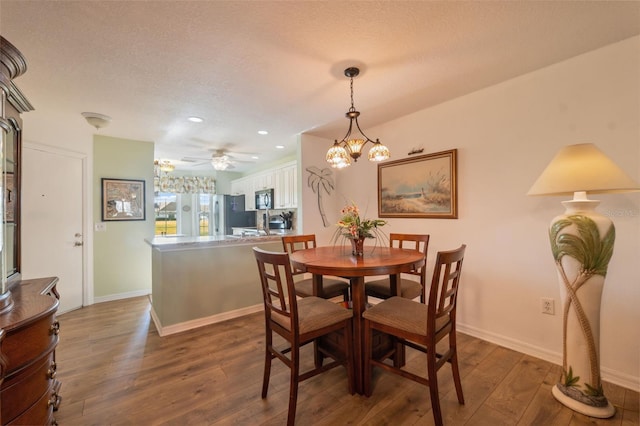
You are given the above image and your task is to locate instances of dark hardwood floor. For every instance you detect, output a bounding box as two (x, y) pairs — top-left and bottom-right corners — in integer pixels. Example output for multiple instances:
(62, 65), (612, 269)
(53, 296), (639, 425)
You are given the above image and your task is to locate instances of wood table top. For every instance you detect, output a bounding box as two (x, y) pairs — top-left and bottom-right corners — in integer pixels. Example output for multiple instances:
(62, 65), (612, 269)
(289, 246), (424, 277)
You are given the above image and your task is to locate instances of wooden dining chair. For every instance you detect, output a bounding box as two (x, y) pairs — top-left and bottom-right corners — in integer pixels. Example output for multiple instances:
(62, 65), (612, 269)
(282, 234), (350, 301)
(365, 233), (430, 302)
(362, 244), (467, 426)
(253, 247), (354, 426)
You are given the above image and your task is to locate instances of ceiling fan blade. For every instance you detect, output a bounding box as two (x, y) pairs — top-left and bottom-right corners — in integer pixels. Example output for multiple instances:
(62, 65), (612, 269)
(182, 156), (212, 162)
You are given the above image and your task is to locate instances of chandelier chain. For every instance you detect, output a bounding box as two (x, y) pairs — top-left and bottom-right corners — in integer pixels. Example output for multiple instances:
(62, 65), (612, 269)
(350, 76), (355, 111)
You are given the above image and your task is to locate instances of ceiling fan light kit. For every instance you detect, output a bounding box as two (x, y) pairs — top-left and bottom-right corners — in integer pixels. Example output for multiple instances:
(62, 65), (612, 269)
(212, 158), (230, 171)
(326, 67), (390, 169)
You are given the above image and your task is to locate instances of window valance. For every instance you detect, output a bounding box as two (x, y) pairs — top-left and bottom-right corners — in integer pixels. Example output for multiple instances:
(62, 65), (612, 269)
(154, 175), (216, 194)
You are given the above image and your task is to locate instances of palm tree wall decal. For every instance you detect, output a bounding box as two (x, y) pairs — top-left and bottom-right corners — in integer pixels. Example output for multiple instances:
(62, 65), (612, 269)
(306, 166), (334, 227)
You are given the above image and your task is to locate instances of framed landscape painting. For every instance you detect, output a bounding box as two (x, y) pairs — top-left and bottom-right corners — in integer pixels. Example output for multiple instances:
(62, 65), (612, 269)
(101, 178), (146, 221)
(378, 149), (458, 219)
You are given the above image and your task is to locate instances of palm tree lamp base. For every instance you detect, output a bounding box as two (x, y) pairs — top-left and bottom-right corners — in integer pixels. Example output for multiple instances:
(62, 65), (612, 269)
(548, 197), (615, 419)
(552, 385), (615, 418)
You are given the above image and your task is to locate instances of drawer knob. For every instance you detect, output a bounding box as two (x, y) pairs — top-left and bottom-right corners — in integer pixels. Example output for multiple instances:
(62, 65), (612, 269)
(47, 368), (57, 379)
(49, 320), (60, 335)
(48, 392), (61, 408)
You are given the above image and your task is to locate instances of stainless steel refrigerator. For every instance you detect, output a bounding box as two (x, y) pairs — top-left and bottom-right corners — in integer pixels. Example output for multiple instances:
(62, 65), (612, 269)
(212, 194), (256, 236)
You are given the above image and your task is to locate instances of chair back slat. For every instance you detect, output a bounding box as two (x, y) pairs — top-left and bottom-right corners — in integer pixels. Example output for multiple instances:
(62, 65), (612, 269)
(254, 247), (299, 327)
(389, 233), (429, 275)
(428, 245), (466, 327)
(389, 233), (430, 299)
(282, 234), (317, 275)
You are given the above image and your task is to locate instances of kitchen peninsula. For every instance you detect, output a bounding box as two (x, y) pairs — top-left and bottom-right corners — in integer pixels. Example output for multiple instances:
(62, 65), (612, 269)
(147, 233), (292, 336)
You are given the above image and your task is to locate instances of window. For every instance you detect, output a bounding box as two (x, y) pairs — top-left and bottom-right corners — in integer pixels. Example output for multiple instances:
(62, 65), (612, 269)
(154, 192), (177, 236)
(197, 194), (211, 236)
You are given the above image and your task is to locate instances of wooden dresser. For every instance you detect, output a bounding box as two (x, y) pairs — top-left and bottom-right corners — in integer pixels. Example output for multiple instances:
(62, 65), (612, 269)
(0, 277), (61, 425)
(0, 37), (62, 425)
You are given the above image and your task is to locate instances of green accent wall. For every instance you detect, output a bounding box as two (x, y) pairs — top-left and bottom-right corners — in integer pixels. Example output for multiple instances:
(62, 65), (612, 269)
(93, 135), (155, 298)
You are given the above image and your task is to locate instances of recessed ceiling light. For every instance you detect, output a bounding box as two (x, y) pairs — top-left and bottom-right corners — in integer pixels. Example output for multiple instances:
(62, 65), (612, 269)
(275, 145), (285, 149)
(251, 156), (259, 160)
(257, 130), (268, 135)
(188, 116), (204, 123)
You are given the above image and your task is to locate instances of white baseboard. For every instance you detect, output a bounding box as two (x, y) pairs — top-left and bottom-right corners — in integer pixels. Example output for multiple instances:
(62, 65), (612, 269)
(150, 304), (264, 337)
(457, 322), (639, 392)
(93, 289), (151, 304)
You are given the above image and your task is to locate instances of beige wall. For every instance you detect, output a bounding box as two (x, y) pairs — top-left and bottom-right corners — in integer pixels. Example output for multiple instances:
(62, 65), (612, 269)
(300, 36), (640, 389)
(93, 135), (155, 299)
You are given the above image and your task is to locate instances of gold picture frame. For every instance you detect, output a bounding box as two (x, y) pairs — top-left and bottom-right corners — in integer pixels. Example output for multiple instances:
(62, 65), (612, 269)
(378, 149), (458, 219)
(101, 178), (146, 221)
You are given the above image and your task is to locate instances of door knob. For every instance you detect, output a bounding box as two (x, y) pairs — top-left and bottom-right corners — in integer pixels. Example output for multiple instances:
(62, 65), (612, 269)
(74, 241), (83, 247)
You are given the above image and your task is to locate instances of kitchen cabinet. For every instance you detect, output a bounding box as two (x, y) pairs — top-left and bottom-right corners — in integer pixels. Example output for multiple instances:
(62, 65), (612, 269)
(253, 172), (274, 192)
(231, 161), (298, 210)
(274, 162), (297, 209)
(230, 177), (254, 210)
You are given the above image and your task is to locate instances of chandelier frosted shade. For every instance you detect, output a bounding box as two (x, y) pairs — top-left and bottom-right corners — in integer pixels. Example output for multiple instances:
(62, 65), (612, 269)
(345, 139), (366, 160)
(368, 140), (391, 162)
(326, 142), (352, 168)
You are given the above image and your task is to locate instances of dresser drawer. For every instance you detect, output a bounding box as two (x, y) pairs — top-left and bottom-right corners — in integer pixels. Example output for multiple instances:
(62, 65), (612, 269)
(2, 312), (59, 374)
(7, 383), (56, 426)
(2, 350), (56, 422)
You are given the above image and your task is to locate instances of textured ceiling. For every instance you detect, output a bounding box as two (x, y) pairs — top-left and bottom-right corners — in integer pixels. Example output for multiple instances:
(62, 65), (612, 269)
(2, 1), (639, 172)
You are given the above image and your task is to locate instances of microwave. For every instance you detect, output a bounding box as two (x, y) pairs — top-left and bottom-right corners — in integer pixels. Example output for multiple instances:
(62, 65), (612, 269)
(255, 188), (274, 210)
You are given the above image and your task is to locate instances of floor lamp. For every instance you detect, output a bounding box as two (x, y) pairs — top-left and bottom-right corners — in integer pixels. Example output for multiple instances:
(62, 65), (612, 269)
(527, 143), (639, 418)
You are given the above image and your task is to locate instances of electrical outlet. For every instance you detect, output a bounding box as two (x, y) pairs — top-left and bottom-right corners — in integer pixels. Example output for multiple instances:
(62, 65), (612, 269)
(541, 297), (555, 315)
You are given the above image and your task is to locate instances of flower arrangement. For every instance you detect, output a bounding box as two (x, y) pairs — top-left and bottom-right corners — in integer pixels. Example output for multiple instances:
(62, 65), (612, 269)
(333, 202), (386, 255)
(335, 202), (387, 240)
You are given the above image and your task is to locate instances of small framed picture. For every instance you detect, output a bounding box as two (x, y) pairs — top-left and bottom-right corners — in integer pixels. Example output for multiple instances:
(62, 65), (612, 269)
(378, 149), (458, 219)
(101, 178), (146, 221)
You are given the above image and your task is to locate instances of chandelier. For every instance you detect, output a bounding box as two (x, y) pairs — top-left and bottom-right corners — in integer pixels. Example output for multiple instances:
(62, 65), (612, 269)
(154, 160), (175, 174)
(326, 67), (390, 169)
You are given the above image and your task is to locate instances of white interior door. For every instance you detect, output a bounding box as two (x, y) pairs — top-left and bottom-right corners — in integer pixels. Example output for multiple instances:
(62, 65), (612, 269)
(21, 145), (84, 313)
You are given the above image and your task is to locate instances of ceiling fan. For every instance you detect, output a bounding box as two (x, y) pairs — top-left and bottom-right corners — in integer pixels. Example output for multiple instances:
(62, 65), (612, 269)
(182, 148), (256, 171)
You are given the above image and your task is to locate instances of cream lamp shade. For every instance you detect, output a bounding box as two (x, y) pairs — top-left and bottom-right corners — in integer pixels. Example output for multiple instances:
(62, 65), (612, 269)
(527, 143), (639, 196)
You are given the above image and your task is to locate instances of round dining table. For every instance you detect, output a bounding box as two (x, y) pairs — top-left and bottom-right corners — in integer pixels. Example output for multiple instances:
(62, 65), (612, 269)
(289, 245), (425, 395)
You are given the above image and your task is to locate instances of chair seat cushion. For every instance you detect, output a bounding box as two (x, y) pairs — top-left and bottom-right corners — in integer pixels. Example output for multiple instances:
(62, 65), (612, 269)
(294, 277), (349, 298)
(272, 296), (352, 334)
(362, 297), (449, 337)
(365, 278), (422, 300)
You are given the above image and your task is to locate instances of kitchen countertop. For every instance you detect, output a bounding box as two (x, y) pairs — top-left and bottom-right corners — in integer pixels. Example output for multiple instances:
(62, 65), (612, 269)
(145, 230), (296, 251)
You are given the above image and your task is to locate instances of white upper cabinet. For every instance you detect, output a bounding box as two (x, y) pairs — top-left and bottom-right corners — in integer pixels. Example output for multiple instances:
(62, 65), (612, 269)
(231, 161), (297, 210)
(274, 162), (297, 209)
